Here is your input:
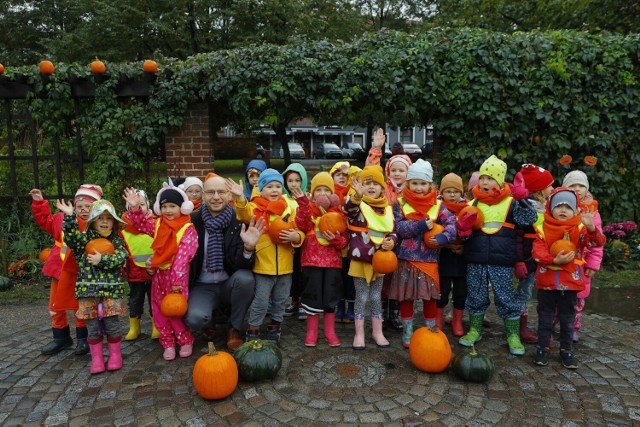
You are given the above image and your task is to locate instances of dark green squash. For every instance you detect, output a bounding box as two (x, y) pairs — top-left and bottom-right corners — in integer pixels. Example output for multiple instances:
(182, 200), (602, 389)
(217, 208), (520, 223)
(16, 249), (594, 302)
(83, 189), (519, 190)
(233, 339), (282, 382)
(0, 276), (12, 292)
(452, 345), (495, 383)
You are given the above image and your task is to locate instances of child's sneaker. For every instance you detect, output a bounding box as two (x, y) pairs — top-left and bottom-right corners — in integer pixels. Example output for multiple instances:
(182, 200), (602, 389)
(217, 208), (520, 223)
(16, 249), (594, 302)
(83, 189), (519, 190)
(163, 347), (176, 361)
(297, 307), (308, 321)
(533, 347), (550, 366)
(179, 344), (192, 358)
(284, 301), (298, 317)
(572, 331), (579, 343)
(560, 350), (578, 369)
(266, 324), (281, 344)
(245, 328), (260, 342)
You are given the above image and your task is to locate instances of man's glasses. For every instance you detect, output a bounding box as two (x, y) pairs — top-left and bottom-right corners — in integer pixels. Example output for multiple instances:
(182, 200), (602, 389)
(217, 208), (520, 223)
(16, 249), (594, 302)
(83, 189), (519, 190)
(204, 190), (229, 197)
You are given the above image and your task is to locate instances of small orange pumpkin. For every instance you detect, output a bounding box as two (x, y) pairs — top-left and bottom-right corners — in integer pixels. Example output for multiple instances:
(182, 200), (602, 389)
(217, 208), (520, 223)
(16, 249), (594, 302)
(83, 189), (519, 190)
(318, 211), (347, 235)
(584, 155), (598, 167)
(409, 326), (452, 373)
(39, 247), (51, 263)
(39, 60), (55, 75)
(160, 292), (188, 318)
(85, 238), (115, 255)
(549, 232), (577, 257)
(458, 205), (484, 231)
(559, 154), (573, 166)
(193, 342), (238, 400)
(423, 223), (444, 248)
(268, 214), (295, 244)
(90, 60), (106, 74)
(0, 63), (5, 74)
(143, 59), (158, 73)
(372, 250), (398, 274)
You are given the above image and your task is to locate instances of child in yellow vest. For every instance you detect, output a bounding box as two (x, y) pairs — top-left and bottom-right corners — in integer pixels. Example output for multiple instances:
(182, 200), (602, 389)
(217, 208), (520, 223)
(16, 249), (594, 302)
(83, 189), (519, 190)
(229, 168), (305, 344)
(124, 183), (198, 361)
(343, 166), (396, 350)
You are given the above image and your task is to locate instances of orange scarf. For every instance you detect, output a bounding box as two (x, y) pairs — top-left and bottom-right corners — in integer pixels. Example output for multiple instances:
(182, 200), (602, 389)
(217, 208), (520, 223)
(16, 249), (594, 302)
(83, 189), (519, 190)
(542, 211), (582, 272)
(472, 184), (512, 206)
(362, 194), (388, 208)
(192, 198), (203, 210)
(78, 217), (87, 232)
(334, 183), (350, 204)
(410, 260), (440, 288)
(252, 197), (288, 231)
(150, 215), (191, 268)
(402, 189), (437, 220)
(442, 199), (468, 217)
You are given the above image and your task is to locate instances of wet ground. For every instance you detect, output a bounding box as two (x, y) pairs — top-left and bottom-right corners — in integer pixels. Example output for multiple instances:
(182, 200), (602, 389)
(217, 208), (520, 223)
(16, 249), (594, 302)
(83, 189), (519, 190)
(586, 287), (640, 321)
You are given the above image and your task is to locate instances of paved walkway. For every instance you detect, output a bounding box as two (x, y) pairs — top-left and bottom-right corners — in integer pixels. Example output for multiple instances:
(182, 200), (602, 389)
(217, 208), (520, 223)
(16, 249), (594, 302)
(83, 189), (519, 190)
(1, 301), (639, 426)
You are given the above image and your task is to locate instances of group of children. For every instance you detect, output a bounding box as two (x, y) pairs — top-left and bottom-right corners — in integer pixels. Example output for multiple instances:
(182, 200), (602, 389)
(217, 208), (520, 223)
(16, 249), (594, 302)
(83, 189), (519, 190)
(32, 135), (605, 374)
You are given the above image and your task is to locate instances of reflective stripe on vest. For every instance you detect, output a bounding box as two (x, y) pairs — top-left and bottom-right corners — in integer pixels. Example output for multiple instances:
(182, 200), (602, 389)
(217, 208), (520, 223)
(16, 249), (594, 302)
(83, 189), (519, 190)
(474, 197), (514, 234)
(122, 229), (154, 268)
(524, 212), (545, 239)
(153, 220), (193, 270)
(347, 203), (394, 245)
(400, 199), (441, 222)
(537, 224), (585, 270)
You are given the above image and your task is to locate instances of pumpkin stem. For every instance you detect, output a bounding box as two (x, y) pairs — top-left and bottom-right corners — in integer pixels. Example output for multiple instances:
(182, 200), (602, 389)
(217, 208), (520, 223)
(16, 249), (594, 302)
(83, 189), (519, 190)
(319, 206), (327, 215)
(470, 345), (477, 356)
(562, 232), (570, 241)
(207, 342), (217, 356)
(282, 213), (290, 222)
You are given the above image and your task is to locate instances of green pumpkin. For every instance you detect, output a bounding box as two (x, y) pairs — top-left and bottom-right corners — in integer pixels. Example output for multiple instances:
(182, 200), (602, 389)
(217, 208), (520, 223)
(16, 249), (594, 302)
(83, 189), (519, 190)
(0, 276), (12, 292)
(452, 345), (495, 383)
(233, 339), (282, 382)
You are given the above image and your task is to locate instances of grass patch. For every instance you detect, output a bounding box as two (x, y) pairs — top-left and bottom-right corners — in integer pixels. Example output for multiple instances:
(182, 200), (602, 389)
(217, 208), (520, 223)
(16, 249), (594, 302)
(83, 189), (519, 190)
(592, 269), (640, 288)
(0, 278), (49, 305)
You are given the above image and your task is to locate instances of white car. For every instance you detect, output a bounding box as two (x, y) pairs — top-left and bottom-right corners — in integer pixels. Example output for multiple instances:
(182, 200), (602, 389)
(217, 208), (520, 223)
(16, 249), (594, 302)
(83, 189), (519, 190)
(279, 143), (306, 159)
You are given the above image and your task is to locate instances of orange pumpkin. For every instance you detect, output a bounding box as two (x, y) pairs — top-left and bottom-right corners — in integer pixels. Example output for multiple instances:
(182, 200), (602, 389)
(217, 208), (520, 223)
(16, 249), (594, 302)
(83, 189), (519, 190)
(193, 342), (238, 400)
(372, 250), (398, 274)
(318, 211), (347, 235)
(160, 292), (188, 317)
(584, 155), (598, 167)
(423, 223), (444, 248)
(38, 247), (51, 263)
(143, 59), (158, 73)
(458, 205), (484, 231)
(90, 60), (106, 74)
(268, 214), (295, 244)
(559, 154), (572, 166)
(549, 232), (577, 257)
(409, 326), (452, 373)
(85, 238), (115, 255)
(39, 60), (55, 75)
(0, 63), (5, 74)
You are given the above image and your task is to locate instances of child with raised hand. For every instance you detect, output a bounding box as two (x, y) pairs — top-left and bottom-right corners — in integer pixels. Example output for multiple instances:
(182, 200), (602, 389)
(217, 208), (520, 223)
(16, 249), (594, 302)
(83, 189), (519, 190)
(292, 172), (348, 347)
(344, 165), (397, 350)
(58, 199), (128, 374)
(562, 170), (603, 342)
(389, 160), (457, 348)
(515, 164), (555, 344)
(124, 183), (198, 361)
(532, 188), (605, 368)
(459, 155), (537, 356)
(121, 189), (160, 341)
(228, 168), (305, 344)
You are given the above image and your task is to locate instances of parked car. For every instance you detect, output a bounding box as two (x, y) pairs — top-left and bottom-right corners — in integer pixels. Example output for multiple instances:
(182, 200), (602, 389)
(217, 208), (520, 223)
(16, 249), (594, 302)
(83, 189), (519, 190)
(391, 142), (404, 156)
(421, 141), (433, 159)
(279, 143), (306, 159)
(341, 142), (365, 160)
(401, 143), (423, 162)
(256, 143), (265, 158)
(313, 143), (343, 159)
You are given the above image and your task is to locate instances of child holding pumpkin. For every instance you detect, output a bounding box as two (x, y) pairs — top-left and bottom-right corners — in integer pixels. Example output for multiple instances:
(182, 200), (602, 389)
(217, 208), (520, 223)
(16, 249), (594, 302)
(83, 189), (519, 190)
(531, 188), (605, 368)
(343, 165), (397, 350)
(58, 199), (128, 374)
(562, 170), (604, 342)
(121, 188), (160, 341)
(229, 168), (305, 344)
(124, 183), (198, 361)
(292, 172), (348, 347)
(388, 160), (457, 348)
(459, 155), (537, 356)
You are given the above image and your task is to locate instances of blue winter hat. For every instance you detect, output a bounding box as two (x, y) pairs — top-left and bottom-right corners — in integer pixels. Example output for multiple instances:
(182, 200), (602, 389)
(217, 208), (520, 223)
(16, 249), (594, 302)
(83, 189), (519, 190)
(258, 168), (284, 191)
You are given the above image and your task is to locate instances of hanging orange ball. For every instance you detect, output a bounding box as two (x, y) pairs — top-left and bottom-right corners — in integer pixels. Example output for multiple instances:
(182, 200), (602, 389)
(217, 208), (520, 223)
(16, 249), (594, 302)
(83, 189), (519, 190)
(90, 60), (106, 74)
(143, 59), (158, 73)
(39, 60), (55, 75)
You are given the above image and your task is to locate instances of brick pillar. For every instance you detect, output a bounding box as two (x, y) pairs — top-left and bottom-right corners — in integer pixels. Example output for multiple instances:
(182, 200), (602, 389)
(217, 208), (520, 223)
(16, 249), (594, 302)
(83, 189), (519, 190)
(164, 102), (213, 180)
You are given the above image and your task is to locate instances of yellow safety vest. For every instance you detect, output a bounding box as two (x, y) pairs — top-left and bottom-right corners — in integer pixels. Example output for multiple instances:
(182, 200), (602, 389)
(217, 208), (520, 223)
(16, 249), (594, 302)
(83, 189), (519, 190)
(348, 203), (394, 246)
(400, 199), (442, 222)
(524, 212), (545, 239)
(472, 197), (515, 235)
(153, 220), (193, 270)
(309, 217), (331, 246)
(122, 229), (154, 268)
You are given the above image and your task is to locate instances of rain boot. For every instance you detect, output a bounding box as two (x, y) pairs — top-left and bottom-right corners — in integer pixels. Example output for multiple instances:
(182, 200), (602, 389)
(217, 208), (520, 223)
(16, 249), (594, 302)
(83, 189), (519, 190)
(323, 313), (341, 347)
(435, 308), (444, 331)
(343, 301), (355, 324)
(266, 323), (282, 345)
(74, 327), (89, 355)
(125, 317), (141, 341)
(505, 317), (525, 356)
(451, 309), (465, 337)
(150, 316), (160, 340)
(401, 319), (414, 349)
(424, 318), (437, 328)
(88, 337), (105, 375)
(352, 319), (365, 350)
(388, 300), (403, 330)
(371, 317), (389, 347)
(106, 336), (123, 371)
(335, 300), (345, 323)
(305, 314), (319, 347)
(459, 313), (484, 347)
(519, 313), (538, 344)
(41, 326), (73, 355)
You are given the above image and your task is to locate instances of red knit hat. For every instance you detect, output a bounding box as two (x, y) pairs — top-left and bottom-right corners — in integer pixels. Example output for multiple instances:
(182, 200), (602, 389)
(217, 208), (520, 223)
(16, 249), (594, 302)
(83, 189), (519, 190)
(519, 164), (554, 193)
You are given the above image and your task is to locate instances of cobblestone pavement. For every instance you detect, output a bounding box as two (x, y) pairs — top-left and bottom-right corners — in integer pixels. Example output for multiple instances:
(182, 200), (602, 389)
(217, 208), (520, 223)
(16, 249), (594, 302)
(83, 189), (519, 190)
(1, 301), (640, 426)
